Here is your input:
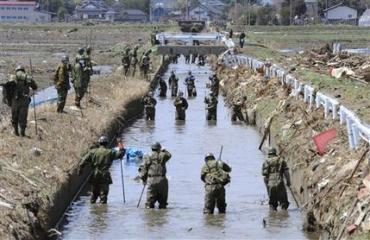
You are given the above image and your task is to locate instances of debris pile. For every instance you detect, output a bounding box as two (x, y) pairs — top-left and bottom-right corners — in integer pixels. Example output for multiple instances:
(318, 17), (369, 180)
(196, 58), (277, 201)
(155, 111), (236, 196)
(296, 44), (370, 83)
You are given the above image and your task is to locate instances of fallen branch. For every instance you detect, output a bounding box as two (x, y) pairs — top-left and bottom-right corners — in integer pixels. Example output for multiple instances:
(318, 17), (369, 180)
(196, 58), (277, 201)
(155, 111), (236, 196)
(3, 167), (37, 187)
(0, 200), (14, 209)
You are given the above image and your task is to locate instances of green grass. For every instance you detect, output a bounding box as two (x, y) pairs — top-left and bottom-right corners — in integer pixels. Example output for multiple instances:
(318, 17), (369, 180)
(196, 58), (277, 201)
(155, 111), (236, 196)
(236, 25), (370, 49)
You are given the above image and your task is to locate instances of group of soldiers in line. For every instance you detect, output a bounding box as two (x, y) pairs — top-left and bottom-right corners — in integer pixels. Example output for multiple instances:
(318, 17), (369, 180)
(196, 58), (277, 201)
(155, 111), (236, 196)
(121, 46), (151, 78)
(79, 136), (232, 214)
(79, 134), (291, 213)
(0, 46), (94, 137)
(141, 71), (247, 123)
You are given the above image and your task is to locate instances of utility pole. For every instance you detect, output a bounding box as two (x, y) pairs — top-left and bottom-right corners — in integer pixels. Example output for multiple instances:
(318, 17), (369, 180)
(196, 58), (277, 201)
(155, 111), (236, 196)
(248, 0), (251, 27)
(235, 0), (237, 22)
(186, 0), (189, 20)
(290, 0), (293, 25)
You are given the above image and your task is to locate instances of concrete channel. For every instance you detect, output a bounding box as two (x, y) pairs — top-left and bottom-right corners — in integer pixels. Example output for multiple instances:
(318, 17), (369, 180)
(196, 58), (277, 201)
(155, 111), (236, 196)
(59, 58), (315, 239)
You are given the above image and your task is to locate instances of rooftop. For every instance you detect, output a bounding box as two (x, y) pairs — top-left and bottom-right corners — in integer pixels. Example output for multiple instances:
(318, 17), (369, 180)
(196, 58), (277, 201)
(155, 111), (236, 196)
(0, 1), (36, 6)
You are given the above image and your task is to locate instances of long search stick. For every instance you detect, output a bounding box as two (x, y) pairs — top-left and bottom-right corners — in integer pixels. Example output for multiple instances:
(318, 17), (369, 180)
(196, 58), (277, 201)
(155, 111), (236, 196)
(29, 59), (38, 135)
(120, 159), (126, 203)
(137, 184), (146, 208)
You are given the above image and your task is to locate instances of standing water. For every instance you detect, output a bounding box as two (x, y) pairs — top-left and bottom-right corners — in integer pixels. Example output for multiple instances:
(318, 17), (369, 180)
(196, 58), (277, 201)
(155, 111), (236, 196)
(61, 58), (314, 239)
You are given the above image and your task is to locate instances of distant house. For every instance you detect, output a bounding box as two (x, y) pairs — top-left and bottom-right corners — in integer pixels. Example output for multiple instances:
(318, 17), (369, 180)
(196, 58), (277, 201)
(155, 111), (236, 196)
(359, 9), (370, 26)
(74, 1), (108, 20)
(115, 9), (147, 23)
(0, 1), (52, 23)
(74, 1), (146, 23)
(189, 0), (225, 21)
(323, 3), (357, 24)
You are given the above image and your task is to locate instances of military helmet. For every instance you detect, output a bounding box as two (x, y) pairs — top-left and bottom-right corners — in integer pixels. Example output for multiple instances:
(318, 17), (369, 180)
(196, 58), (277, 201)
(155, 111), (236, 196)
(188, 71), (192, 75)
(178, 91), (184, 97)
(78, 47), (85, 54)
(151, 142), (161, 151)
(62, 55), (69, 62)
(86, 45), (92, 51)
(99, 135), (109, 145)
(205, 152), (215, 161)
(126, 48), (131, 53)
(171, 71), (175, 75)
(15, 65), (25, 72)
(134, 45), (139, 50)
(148, 91), (154, 97)
(268, 148), (277, 156)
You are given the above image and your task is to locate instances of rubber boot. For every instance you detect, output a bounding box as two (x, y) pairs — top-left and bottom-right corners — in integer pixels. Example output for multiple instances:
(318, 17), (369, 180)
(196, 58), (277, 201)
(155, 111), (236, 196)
(13, 125), (19, 136)
(20, 128), (26, 137)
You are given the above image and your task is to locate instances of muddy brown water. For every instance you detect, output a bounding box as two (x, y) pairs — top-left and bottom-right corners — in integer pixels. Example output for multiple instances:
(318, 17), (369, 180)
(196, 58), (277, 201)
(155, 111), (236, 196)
(60, 58), (316, 239)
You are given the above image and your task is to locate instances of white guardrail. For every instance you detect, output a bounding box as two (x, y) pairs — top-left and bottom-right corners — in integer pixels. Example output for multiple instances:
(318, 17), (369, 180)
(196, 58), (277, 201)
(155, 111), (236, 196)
(220, 50), (370, 150)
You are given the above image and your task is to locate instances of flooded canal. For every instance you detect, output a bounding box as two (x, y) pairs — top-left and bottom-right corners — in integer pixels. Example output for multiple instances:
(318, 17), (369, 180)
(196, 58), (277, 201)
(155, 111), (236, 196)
(61, 58), (313, 239)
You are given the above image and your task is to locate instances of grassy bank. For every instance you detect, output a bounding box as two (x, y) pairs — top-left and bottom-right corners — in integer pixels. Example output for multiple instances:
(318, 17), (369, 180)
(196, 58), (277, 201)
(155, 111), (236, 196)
(216, 63), (369, 239)
(232, 25), (370, 49)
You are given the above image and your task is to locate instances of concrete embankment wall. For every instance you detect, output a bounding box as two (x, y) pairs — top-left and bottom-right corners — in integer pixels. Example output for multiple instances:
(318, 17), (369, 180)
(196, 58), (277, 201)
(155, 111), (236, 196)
(215, 62), (369, 240)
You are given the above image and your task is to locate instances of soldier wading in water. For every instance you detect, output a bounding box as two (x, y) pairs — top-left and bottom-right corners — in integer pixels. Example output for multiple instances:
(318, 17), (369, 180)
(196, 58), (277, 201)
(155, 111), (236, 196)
(138, 142), (172, 209)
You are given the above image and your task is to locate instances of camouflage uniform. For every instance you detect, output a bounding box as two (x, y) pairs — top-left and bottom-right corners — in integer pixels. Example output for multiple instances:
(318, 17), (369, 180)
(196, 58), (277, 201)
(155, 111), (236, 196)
(231, 96), (246, 122)
(72, 50), (89, 107)
(201, 155), (232, 214)
(79, 145), (125, 204)
(168, 72), (178, 97)
(210, 75), (220, 96)
(7, 68), (38, 136)
(85, 47), (93, 84)
(173, 94), (188, 120)
(185, 73), (196, 97)
(122, 48), (131, 76)
(131, 46), (139, 76)
(262, 150), (290, 211)
(141, 53), (150, 77)
(142, 94), (157, 120)
(158, 77), (167, 97)
(139, 145), (171, 209)
(205, 93), (218, 120)
(54, 58), (71, 113)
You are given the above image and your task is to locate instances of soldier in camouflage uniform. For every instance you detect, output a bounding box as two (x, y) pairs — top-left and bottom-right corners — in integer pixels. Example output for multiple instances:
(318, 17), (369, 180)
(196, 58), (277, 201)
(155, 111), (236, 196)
(141, 51), (151, 78)
(173, 91), (188, 120)
(79, 136), (126, 204)
(262, 148), (291, 211)
(168, 71), (179, 97)
(231, 96), (247, 122)
(122, 48), (131, 76)
(138, 142), (172, 209)
(5, 65), (38, 136)
(158, 76), (167, 97)
(201, 153), (232, 214)
(209, 74), (220, 96)
(72, 48), (88, 108)
(54, 55), (71, 113)
(142, 91), (157, 120)
(131, 46), (139, 76)
(204, 92), (218, 120)
(184, 71), (196, 97)
(85, 46), (93, 86)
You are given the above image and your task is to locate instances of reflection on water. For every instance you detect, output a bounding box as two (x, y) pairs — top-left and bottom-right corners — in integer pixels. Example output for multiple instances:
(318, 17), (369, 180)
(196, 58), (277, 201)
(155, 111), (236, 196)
(60, 57), (315, 240)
